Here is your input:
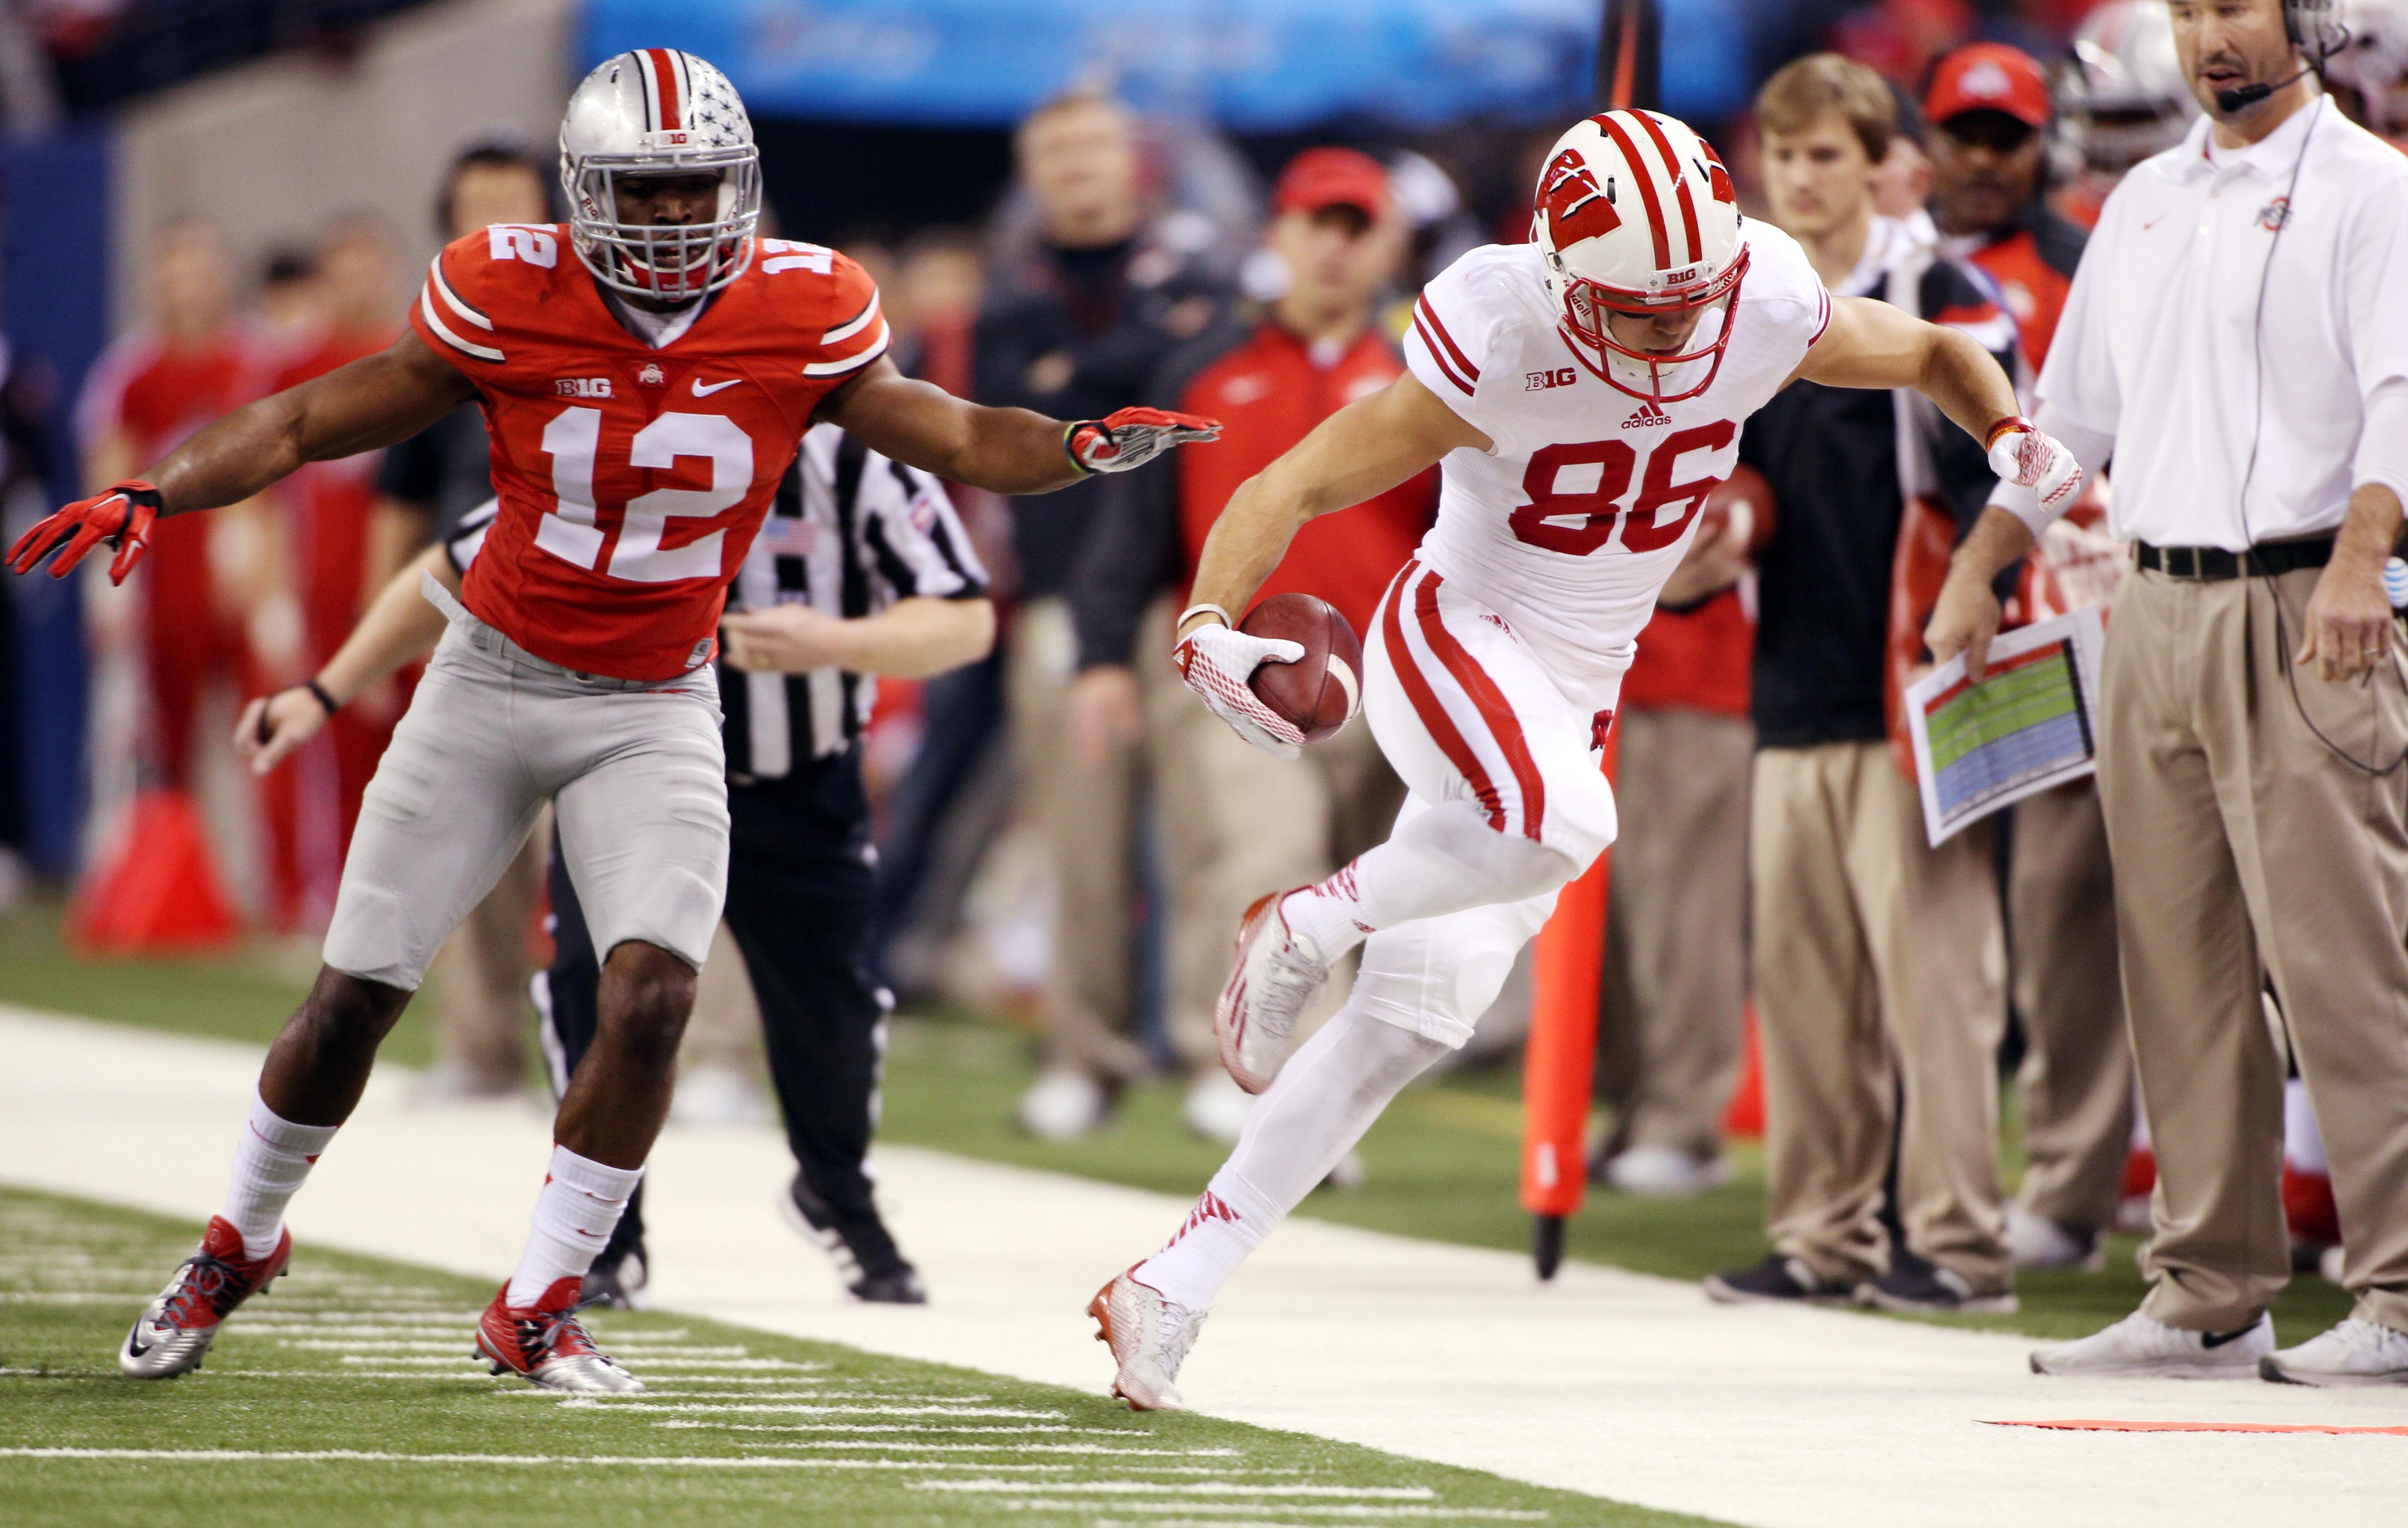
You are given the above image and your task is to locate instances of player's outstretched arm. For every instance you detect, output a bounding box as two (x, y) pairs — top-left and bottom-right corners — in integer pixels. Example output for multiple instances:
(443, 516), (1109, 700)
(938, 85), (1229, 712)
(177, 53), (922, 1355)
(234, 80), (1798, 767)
(816, 357), (1217, 495)
(9, 333), (475, 585)
(236, 541), (457, 776)
(1170, 372), (1483, 758)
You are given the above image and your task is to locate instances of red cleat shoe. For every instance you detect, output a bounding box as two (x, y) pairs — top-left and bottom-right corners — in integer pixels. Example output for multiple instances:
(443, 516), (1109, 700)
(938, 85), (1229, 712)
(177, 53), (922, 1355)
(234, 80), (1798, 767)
(475, 1277), (644, 1393)
(120, 1216), (290, 1379)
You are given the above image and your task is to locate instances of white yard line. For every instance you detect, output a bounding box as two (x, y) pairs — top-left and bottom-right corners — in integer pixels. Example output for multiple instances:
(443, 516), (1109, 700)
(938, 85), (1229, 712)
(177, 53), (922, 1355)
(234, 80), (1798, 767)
(5, 1005), (2407, 1527)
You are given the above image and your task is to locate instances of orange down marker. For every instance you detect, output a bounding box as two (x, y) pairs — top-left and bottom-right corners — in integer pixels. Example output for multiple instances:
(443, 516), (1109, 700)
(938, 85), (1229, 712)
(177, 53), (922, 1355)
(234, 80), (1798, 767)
(1520, 727), (1614, 1277)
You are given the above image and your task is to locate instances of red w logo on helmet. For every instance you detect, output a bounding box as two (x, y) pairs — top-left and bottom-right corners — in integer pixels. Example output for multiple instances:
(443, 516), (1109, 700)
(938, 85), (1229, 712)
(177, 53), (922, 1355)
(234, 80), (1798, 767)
(1541, 148), (1622, 248)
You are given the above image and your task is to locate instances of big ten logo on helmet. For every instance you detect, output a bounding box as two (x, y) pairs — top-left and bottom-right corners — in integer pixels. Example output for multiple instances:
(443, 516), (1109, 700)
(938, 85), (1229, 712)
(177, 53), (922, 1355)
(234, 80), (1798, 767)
(1525, 368), (1577, 391)
(555, 377), (613, 399)
(489, 225), (559, 267)
(1540, 149), (1621, 246)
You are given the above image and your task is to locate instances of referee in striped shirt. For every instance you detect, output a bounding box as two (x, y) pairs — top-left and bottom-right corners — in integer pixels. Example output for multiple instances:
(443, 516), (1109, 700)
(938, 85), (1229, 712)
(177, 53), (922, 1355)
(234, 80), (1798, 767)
(525, 425), (991, 1305)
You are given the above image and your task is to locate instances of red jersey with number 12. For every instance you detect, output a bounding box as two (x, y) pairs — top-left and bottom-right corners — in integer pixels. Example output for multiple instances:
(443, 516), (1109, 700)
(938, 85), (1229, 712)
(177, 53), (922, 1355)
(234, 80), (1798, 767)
(1398, 226), (1826, 705)
(409, 223), (890, 679)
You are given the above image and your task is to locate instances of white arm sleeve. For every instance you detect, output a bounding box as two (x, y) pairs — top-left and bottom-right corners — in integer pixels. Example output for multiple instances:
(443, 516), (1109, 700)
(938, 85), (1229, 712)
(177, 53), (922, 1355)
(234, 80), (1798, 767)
(1987, 195), (2123, 537)
(2349, 173), (2408, 508)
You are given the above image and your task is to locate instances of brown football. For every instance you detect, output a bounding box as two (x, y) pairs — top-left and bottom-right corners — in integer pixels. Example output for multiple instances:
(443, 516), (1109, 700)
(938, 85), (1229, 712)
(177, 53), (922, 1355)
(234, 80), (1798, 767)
(1241, 593), (1363, 745)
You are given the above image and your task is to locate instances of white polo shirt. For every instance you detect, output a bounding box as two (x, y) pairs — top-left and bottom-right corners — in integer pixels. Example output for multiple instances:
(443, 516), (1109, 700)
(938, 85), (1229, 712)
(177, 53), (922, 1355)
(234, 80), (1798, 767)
(1992, 95), (2408, 550)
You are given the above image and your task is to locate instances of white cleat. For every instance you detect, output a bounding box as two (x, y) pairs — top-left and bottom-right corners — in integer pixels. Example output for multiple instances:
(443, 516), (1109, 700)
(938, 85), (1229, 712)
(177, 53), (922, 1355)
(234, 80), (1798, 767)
(1215, 890), (1331, 1095)
(2259, 1318), (2408, 1386)
(1602, 1145), (1733, 1200)
(1088, 1268), (1205, 1412)
(1017, 1068), (1110, 1141)
(2004, 1204), (2105, 1271)
(2030, 1309), (2272, 1379)
(1181, 1072), (1254, 1145)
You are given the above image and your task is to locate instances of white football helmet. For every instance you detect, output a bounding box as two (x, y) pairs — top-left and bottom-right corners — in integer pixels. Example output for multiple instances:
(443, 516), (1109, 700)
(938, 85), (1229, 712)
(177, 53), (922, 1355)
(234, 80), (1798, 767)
(2330, 0), (2408, 134)
(2055, 2), (2198, 176)
(1530, 110), (1747, 406)
(559, 48), (760, 302)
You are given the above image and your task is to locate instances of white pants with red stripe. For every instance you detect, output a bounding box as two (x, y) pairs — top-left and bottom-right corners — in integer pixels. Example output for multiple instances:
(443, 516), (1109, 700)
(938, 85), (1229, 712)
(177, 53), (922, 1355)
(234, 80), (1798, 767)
(1350, 560), (1621, 1048)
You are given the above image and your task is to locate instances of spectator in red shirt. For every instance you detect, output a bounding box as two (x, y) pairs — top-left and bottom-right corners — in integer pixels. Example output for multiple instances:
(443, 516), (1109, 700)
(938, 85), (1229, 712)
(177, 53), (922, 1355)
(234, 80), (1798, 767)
(241, 217), (401, 931)
(1069, 148), (1435, 1140)
(75, 222), (250, 791)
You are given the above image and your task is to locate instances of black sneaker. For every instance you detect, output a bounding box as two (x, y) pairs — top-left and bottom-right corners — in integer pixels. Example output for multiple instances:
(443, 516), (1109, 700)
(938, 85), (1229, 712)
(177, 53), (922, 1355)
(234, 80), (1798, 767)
(1704, 1254), (1854, 1305)
(580, 1248), (648, 1311)
(1854, 1251), (2018, 1315)
(782, 1173), (928, 1304)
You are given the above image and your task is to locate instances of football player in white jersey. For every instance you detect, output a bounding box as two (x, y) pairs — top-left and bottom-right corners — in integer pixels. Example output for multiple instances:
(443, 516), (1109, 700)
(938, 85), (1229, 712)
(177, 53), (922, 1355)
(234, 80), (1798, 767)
(1087, 108), (2085, 1410)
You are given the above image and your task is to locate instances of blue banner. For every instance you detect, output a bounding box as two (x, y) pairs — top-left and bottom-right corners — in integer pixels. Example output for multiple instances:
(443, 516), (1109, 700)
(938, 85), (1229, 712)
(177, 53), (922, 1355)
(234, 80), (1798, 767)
(581, 0), (1617, 130)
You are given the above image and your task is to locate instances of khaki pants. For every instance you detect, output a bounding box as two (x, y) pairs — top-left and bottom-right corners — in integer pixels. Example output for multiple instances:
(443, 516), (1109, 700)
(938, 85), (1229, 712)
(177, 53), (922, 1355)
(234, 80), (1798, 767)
(1007, 596), (1149, 1082)
(2101, 563), (2408, 1333)
(1597, 707), (1750, 1158)
(2007, 781), (2133, 1236)
(1753, 740), (2009, 1290)
(427, 822), (548, 1088)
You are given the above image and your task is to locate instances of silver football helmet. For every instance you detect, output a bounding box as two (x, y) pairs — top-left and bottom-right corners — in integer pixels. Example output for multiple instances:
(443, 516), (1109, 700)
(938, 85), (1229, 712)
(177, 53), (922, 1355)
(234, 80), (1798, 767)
(2055, 1), (2198, 176)
(559, 48), (759, 301)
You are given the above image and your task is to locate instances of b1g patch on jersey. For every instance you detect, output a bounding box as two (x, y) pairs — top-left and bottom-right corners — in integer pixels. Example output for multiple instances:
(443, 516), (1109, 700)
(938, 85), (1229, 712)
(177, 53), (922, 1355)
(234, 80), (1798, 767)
(1524, 367), (1576, 391)
(555, 377), (613, 398)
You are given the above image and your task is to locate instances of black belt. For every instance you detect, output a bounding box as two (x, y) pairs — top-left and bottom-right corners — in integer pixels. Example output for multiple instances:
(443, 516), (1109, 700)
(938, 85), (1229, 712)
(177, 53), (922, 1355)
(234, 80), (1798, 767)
(2136, 537), (2333, 581)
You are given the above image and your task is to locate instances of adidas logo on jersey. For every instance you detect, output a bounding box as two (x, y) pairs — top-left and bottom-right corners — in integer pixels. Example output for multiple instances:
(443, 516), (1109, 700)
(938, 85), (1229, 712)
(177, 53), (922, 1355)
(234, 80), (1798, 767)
(1621, 402), (1671, 430)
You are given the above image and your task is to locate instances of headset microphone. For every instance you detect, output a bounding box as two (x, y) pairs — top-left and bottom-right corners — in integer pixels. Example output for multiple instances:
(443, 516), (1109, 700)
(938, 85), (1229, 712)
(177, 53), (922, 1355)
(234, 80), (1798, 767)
(2215, 65), (2313, 115)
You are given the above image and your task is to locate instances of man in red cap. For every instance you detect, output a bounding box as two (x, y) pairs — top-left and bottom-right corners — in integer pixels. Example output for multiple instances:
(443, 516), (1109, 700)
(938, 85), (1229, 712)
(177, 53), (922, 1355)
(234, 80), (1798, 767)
(1924, 41), (2129, 1278)
(1925, 42), (2089, 371)
(1068, 147), (1435, 1144)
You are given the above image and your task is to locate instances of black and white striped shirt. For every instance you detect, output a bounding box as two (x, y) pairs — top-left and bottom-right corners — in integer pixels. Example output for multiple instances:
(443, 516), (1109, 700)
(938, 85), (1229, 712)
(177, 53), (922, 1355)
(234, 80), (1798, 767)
(444, 423), (985, 781)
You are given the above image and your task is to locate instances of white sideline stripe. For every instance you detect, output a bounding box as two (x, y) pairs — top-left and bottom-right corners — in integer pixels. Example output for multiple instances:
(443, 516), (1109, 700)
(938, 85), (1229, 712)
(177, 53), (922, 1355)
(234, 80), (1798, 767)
(16, 1004), (2408, 1528)
(1061, 1511), (1548, 1523)
(736, 1440), (1242, 1456)
(920, 1481), (1439, 1500)
(0, 1449), (1057, 1471)
(564, 1401), (1052, 1416)
(417, 292), (504, 363)
(652, 1422), (1130, 1435)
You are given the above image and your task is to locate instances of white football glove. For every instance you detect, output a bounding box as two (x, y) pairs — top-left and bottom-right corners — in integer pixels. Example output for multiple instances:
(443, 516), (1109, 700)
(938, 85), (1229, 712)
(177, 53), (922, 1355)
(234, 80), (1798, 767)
(1173, 616), (1307, 760)
(1986, 416), (2084, 513)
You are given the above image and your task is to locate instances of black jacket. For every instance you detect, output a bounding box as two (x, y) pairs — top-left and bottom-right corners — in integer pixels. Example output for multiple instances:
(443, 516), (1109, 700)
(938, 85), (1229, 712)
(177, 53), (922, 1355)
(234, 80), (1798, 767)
(1743, 237), (2018, 748)
(972, 230), (1226, 598)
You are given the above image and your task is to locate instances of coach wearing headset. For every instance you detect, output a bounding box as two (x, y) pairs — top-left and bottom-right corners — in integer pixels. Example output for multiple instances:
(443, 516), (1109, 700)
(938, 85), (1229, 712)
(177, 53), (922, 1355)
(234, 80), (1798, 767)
(1929, 0), (2408, 1385)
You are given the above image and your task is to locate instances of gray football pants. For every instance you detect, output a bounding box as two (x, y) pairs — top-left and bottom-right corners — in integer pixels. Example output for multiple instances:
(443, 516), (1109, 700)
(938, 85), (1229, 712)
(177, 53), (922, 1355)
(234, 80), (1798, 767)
(322, 584), (730, 991)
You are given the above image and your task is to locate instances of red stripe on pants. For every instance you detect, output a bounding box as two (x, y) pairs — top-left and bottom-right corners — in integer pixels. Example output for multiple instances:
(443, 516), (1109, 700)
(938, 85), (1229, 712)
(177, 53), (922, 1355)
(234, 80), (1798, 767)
(1412, 569), (1547, 841)
(1382, 563), (1505, 832)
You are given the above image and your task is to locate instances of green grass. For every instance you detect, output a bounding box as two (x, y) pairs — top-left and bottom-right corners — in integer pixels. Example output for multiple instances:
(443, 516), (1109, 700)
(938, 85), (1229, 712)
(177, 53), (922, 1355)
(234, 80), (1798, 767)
(0, 894), (2356, 1345)
(0, 1186), (1713, 1528)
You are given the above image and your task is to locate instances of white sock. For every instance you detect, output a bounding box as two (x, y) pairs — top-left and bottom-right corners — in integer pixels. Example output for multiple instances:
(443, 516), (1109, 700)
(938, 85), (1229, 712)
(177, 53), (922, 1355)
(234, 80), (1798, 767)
(1281, 798), (1577, 957)
(1134, 1006), (1450, 1312)
(222, 1090), (339, 1260)
(506, 1145), (643, 1308)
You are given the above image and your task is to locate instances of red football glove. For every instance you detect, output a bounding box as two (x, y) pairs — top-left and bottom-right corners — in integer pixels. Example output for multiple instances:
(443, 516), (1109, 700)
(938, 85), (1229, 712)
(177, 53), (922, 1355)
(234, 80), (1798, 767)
(7, 480), (165, 584)
(1064, 407), (1221, 475)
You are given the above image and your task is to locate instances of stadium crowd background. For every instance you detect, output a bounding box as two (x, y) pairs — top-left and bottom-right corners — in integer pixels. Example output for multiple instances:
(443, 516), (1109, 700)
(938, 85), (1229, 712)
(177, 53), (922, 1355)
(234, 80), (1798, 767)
(4, 0), (2406, 1304)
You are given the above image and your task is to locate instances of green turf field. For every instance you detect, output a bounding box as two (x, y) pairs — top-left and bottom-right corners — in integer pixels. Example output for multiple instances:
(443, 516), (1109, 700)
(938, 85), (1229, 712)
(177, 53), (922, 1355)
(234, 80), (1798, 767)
(0, 1186), (1713, 1528)
(0, 893), (2356, 1345)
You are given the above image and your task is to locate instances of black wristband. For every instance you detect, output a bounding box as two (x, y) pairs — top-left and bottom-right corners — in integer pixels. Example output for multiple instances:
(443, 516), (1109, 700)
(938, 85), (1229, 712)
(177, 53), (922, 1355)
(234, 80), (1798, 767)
(1063, 420), (1098, 475)
(304, 679), (340, 718)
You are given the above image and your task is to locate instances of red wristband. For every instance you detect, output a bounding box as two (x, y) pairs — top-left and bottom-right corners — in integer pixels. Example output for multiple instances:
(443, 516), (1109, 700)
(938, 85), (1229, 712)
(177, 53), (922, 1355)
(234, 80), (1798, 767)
(1985, 416), (2034, 451)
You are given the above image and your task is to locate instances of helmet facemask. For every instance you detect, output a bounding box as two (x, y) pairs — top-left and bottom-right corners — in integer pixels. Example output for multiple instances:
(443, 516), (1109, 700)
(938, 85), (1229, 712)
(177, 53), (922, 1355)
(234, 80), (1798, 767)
(1552, 245), (1750, 406)
(565, 148), (760, 303)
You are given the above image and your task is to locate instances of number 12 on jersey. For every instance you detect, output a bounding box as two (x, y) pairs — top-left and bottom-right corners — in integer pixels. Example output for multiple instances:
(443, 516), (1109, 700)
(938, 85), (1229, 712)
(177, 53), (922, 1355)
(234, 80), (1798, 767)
(537, 405), (754, 583)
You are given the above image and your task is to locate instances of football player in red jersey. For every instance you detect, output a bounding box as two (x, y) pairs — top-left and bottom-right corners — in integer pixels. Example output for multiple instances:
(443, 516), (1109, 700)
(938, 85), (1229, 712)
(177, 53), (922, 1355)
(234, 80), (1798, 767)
(10, 48), (1216, 1394)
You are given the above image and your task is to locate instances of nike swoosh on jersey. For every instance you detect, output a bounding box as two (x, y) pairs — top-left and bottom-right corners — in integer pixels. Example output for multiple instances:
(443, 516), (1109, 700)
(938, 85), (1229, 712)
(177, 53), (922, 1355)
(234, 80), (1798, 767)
(692, 377), (741, 397)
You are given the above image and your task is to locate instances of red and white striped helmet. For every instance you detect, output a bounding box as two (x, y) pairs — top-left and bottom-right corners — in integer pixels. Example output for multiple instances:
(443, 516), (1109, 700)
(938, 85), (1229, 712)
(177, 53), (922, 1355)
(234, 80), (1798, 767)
(560, 49), (760, 301)
(1531, 110), (1747, 405)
